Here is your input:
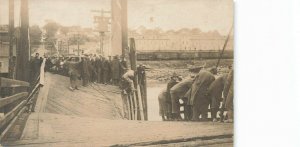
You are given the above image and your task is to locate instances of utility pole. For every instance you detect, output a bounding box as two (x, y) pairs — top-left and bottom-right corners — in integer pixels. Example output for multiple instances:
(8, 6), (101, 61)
(121, 0), (128, 57)
(216, 25), (233, 68)
(9, 0), (15, 79)
(111, 0), (128, 56)
(100, 32), (104, 55)
(92, 9), (111, 56)
(17, 0), (30, 82)
(77, 34), (80, 56)
(67, 40), (69, 55)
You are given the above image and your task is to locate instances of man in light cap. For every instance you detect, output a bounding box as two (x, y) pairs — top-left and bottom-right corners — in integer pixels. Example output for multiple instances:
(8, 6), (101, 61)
(121, 69), (135, 93)
(120, 68), (135, 119)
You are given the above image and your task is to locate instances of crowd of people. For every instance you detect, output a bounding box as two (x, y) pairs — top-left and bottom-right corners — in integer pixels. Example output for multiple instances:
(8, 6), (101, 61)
(158, 66), (234, 123)
(35, 53), (234, 123)
(44, 54), (128, 91)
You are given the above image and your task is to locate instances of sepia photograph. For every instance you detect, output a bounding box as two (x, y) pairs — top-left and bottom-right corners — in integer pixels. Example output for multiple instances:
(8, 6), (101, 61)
(0, 0), (234, 146)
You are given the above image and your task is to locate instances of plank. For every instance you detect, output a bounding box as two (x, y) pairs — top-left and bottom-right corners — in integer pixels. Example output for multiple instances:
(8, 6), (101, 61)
(137, 85), (144, 120)
(0, 106), (27, 142)
(0, 100), (26, 130)
(0, 92), (28, 108)
(128, 94), (134, 120)
(0, 78), (30, 88)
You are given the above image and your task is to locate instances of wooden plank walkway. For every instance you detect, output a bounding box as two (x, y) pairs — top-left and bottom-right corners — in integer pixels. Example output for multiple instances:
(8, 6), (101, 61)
(1, 73), (233, 146)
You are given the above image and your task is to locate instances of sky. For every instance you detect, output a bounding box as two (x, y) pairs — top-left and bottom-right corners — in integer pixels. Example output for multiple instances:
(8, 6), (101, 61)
(0, 0), (233, 35)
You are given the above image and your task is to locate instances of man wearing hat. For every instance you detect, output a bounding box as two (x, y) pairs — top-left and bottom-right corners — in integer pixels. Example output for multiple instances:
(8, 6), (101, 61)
(223, 69), (234, 123)
(120, 55), (128, 77)
(188, 67), (216, 121)
(80, 57), (90, 86)
(102, 57), (110, 85)
(165, 72), (179, 120)
(207, 73), (228, 122)
(111, 55), (121, 85)
(170, 76), (195, 120)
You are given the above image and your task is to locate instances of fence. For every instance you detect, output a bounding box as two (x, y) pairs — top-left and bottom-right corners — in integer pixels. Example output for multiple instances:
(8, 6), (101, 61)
(0, 58), (45, 142)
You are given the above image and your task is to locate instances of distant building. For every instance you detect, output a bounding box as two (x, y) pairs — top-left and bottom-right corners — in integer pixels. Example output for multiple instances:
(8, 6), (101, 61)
(54, 26), (106, 56)
(128, 28), (233, 51)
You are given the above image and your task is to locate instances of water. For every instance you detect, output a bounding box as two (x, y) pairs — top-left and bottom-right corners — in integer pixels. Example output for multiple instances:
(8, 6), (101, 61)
(147, 83), (165, 121)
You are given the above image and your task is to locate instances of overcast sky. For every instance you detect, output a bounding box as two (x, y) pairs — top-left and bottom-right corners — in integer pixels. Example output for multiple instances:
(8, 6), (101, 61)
(0, 0), (233, 35)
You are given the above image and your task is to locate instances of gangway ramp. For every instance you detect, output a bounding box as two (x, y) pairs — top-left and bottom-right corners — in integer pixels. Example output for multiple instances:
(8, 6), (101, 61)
(2, 73), (233, 146)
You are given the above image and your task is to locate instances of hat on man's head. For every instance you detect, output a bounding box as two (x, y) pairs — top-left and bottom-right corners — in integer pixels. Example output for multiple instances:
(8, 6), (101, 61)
(172, 72), (177, 77)
(209, 67), (218, 75)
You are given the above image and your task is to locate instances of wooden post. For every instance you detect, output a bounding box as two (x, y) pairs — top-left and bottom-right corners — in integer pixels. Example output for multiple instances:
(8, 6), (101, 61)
(128, 94), (134, 120)
(17, 0), (30, 82)
(132, 93), (138, 120)
(142, 71), (148, 120)
(125, 94), (132, 120)
(67, 40), (69, 55)
(129, 38), (141, 120)
(9, 0), (15, 79)
(121, 0), (128, 56)
(77, 34), (80, 56)
(137, 85), (144, 120)
(216, 25), (233, 68)
(137, 66), (148, 120)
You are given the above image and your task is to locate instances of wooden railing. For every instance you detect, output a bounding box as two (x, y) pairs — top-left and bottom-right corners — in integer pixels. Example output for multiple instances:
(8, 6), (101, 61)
(122, 38), (148, 121)
(0, 58), (46, 142)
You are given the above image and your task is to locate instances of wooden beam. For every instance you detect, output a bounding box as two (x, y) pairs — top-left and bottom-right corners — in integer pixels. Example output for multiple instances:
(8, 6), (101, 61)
(0, 100), (26, 130)
(0, 106), (27, 142)
(16, 0), (30, 82)
(128, 94), (134, 120)
(0, 92), (28, 108)
(137, 85), (144, 120)
(9, 0), (15, 79)
(121, 0), (128, 56)
(129, 38), (142, 120)
(0, 77), (30, 88)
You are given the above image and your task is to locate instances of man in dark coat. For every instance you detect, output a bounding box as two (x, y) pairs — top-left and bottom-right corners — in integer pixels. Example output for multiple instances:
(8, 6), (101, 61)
(102, 58), (110, 84)
(223, 69), (234, 123)
(158, 88), (168, 121)
(81, 57), (90, 86)
(107, 56), (112, 84)
(90, 57), (97, 83)
(65, 57), (81, 91)
(188, 68), (216, 121)
(111, 55), (121, 85)
(95, 57), (103, 83)
(30, 53), (42, 83)
(120, 56), (128, 77)
(170, 77), (195, 120)
(45, 57), (53, 72)
(120, 69), (135, 119)
(166, 73), (179, 119)
(207, 74), (227, 122)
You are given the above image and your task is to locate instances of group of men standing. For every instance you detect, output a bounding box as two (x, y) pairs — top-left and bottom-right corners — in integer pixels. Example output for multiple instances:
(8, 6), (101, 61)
(159, 66), (234, 123)
(64, 54), (128, 91)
